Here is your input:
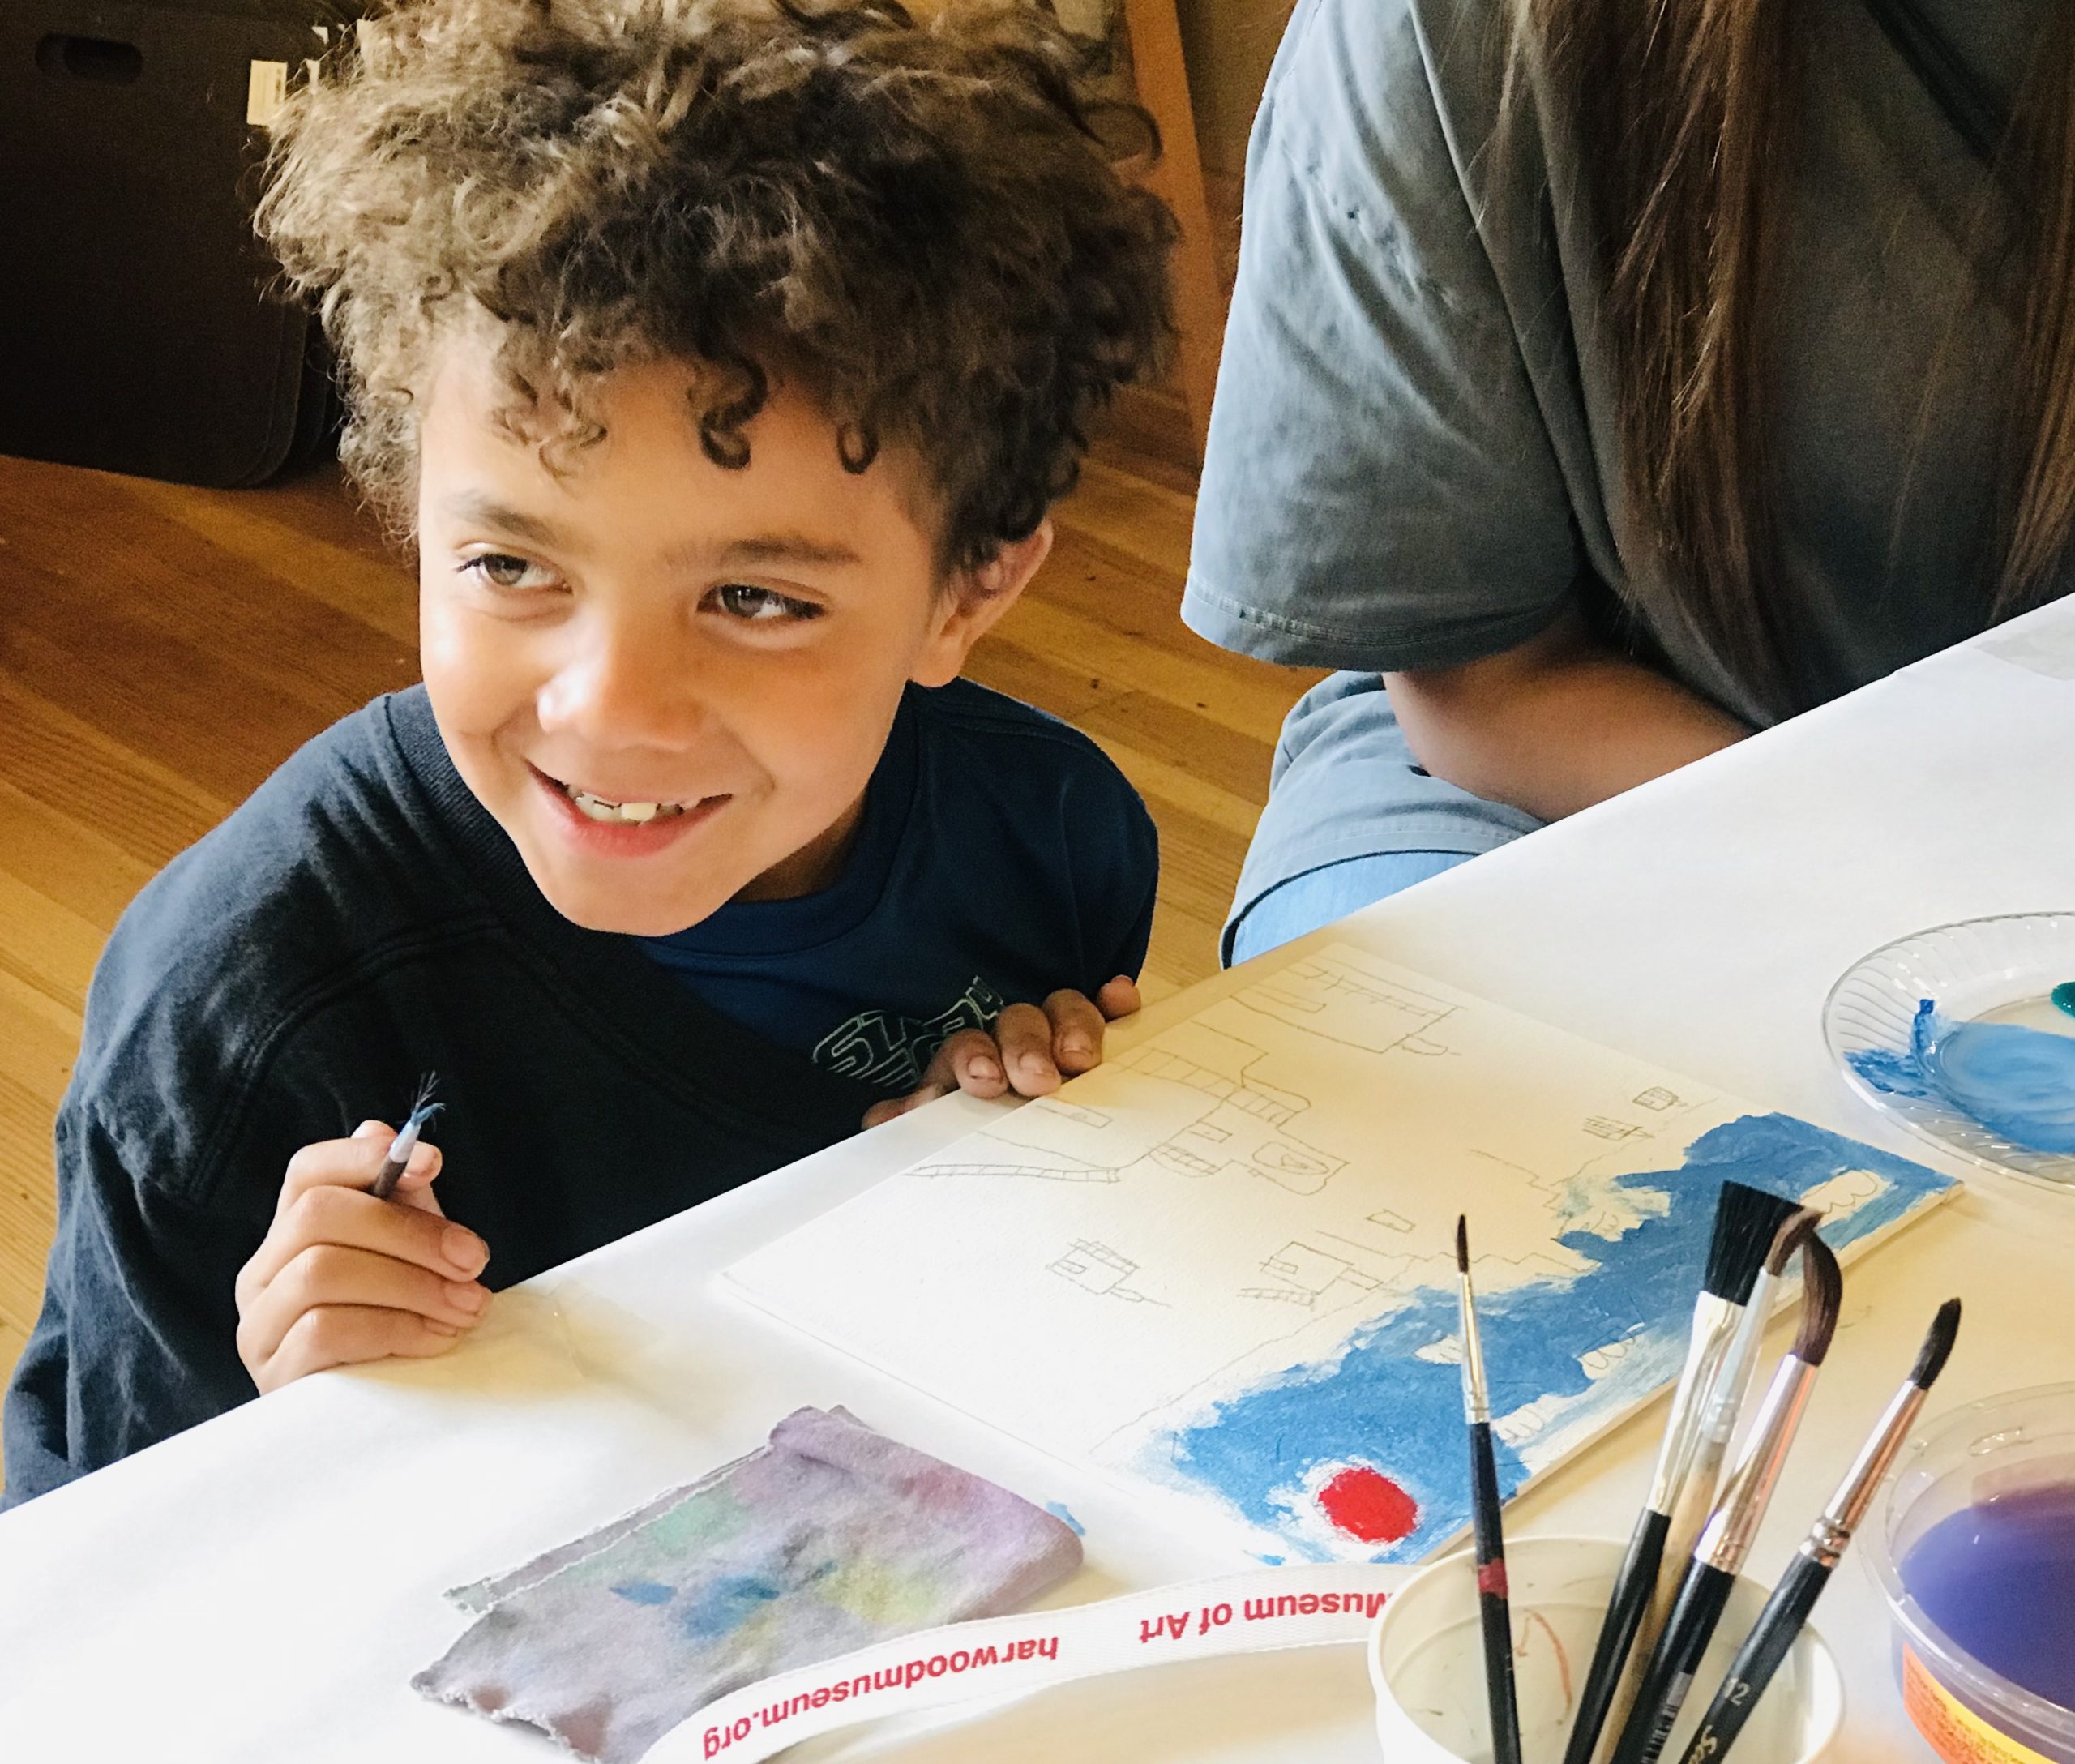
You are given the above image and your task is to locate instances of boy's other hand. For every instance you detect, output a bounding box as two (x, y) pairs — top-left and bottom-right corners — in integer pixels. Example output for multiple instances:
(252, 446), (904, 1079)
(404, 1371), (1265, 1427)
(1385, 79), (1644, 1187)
(234, 1120), (492, 1394)
(862, 976), (1141, 1128)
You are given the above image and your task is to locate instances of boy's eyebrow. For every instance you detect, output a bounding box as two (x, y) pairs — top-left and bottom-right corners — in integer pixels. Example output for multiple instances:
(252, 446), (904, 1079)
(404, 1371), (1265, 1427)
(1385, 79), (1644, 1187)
(704, 533), (864, 569)
(442, 493), (565, 547)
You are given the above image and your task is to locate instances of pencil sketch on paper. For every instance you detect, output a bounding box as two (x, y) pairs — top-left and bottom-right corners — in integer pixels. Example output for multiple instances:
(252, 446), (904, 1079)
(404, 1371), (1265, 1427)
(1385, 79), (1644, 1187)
(726, 944), (1959, 1564)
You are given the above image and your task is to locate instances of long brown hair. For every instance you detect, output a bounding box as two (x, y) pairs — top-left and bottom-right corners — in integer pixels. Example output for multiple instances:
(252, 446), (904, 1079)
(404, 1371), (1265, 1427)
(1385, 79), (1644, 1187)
(1535, 0), (2075, 714)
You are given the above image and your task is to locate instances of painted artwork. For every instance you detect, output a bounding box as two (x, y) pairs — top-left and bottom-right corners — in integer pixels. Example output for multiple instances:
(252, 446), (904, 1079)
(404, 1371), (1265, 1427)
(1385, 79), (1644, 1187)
(726, 946), (1958, 1565)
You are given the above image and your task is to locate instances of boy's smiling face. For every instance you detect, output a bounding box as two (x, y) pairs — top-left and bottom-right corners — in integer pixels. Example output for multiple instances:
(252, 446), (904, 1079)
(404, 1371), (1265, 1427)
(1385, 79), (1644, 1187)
(415, 343), (1042, 936)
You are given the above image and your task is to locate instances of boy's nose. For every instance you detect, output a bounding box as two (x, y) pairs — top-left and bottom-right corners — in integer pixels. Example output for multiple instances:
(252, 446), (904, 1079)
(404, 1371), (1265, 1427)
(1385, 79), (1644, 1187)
(536, 620), (706, 750)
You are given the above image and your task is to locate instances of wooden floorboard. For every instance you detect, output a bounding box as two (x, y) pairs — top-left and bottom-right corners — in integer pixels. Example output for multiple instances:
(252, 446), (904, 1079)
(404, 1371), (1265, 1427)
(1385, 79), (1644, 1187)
(0, 438), (1320, 1404)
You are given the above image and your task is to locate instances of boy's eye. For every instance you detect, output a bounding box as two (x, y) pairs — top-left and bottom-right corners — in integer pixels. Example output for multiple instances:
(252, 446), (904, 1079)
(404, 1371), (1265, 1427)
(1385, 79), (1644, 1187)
(461, 552), (562, 593)
(710, 583), (821, 623)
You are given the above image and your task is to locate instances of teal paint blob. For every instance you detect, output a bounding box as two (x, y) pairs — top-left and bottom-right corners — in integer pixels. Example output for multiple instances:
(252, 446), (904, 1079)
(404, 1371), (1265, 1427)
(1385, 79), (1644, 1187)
(2054, 981), (2075, 1019)
(1851, 1000), (2075, 1153)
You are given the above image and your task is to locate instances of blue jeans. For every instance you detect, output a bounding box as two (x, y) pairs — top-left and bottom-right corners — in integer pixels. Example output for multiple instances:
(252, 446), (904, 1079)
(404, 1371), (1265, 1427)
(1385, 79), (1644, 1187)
(1227, 850), (1471, 965)
(1221, 674), (1543, 965)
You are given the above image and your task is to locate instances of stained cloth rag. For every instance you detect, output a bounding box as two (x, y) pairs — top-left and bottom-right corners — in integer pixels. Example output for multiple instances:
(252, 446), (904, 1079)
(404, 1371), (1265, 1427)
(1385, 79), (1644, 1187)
(413, 1406), (1083, 1761)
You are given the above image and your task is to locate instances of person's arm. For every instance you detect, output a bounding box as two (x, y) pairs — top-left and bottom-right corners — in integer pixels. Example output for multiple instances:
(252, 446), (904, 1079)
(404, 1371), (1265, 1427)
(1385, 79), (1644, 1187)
(1385, 609), (1752, 823)
(2, 1105), (263, 1505)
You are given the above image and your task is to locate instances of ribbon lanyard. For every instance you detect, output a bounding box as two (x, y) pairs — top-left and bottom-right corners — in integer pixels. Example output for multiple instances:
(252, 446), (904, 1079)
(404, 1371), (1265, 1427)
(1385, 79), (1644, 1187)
(647, 1562), (1411, 1763)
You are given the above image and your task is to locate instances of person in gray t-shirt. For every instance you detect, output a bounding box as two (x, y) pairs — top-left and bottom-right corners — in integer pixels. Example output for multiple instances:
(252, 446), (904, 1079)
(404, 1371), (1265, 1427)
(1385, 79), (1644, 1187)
(1184, 0), (2073, 962)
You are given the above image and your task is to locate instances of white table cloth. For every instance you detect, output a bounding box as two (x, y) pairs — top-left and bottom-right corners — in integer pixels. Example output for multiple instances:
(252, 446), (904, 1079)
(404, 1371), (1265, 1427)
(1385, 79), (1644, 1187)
(4, 601), (2073, 1762)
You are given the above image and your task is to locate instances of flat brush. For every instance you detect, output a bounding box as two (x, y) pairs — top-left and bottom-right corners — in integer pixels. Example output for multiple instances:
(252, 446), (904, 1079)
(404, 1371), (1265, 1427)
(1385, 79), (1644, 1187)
(1649, 1209), (1824, 1638)
(1458, 1216), (1523, 1764)
(1608, 1233), (1843, 1764)
(1677, 1299), (1962, 1763)
(370, 1073), (443, 1201)
(1561, 1180), (1802, 1764)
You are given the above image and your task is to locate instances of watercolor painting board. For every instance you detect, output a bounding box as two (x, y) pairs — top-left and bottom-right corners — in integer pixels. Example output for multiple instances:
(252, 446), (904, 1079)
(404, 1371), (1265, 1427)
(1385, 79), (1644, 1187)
(725, 944), (1959, 1565)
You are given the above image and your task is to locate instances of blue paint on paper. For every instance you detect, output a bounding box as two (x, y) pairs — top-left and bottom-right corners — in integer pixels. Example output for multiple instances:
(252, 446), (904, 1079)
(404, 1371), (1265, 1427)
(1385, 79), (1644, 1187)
(611, 1580), (677, 1606)
(1153, 1113), (1953, 1564)
(678, 1572), (785, 1641)
(1044, 1501), (1085, 1536)
(1851, 1000), (2075, 1152)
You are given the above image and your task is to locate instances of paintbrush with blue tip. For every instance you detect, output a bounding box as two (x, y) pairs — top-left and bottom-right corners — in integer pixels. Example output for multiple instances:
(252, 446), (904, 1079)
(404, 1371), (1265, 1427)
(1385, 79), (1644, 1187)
(1608, 1233), (1843, 1764)
(370, 1073), (444, 1201)
(1457, 1215), (1522, 1764)
(1563, 1180), (1802, 1764)
(1675, 1298), (1961, 1763)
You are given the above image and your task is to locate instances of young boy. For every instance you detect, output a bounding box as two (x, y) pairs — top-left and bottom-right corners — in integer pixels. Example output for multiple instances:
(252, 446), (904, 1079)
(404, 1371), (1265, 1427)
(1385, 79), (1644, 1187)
(2, 0), (1174, 1504)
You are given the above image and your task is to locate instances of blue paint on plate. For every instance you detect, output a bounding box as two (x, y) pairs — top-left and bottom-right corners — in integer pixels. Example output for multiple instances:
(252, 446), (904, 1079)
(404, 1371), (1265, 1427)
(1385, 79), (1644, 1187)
(1850, 1000), (2075, 1152)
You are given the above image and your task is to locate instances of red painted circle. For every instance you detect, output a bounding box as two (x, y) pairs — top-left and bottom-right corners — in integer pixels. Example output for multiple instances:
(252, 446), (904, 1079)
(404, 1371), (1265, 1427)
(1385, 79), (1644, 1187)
(1317, 1466), (1418, 1544)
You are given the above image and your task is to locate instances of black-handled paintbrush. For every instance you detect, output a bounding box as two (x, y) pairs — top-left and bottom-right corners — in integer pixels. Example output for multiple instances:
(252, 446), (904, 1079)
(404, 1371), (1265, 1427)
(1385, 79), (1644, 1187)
(1457, 1216), (1522, 1764)
(370, 1073), (443, 1201)
(1648, 1210), (1824, 1645)
(1561, 1180), (1801, 1764)
(1607, 1234), (1843, 1764)
(1675, 1298), (1962, 1764)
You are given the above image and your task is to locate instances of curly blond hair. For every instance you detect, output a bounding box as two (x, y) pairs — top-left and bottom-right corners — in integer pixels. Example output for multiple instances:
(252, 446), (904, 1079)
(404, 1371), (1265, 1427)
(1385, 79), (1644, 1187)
(256, 0), (1175, 566)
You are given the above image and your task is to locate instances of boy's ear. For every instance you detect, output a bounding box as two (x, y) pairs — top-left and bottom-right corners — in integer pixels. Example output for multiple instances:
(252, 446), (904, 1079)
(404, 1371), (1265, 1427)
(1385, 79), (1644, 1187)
(909, 521), (1054, 688)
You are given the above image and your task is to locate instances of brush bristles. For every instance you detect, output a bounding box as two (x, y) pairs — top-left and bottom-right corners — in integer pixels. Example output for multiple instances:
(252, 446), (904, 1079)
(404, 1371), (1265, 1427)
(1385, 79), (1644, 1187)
(1456, 1214), (1470, 1276)
(1791, 1235), (1843, 1366)
(1765, 1207), (1823, 1278)
(1705, 1181), (1802, 1304)
(1911, 1299), (1963, 1389)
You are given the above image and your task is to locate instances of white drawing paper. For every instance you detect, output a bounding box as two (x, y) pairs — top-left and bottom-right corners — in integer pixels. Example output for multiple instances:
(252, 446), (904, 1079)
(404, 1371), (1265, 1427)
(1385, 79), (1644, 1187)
(726, 945), (1957, 1562)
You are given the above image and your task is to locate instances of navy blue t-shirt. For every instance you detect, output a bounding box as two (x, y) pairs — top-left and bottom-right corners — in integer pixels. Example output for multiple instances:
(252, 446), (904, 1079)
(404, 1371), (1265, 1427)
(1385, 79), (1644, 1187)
(643, 679), (1158, 1094)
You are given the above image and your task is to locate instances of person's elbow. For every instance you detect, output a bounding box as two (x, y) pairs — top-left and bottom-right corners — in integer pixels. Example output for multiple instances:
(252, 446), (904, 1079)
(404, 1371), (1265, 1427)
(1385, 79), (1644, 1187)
(1384, 618), (1588, 799)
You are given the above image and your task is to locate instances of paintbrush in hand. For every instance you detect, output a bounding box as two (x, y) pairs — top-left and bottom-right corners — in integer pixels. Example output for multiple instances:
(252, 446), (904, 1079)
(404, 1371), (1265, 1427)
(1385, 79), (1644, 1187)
(1676, 1298), (1962, 1764)
(1607, 1233), (1843, 1764)
(1457, 1215), (1522, 1764)
(370, 1073), (443, 1201)
(1562, 1180), (1802, 1764)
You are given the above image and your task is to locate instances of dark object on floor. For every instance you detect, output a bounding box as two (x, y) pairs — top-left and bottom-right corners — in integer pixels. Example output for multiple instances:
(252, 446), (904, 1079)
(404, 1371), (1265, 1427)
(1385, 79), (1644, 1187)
(0, 0), (344, 486)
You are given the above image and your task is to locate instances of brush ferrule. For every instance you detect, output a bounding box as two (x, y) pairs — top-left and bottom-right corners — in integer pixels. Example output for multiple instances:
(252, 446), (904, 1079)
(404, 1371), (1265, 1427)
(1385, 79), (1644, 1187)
(1699, 1355), (1818, 1574)
(1699, 1270), (1773, 1446)
(1648, 1291), (1743, 1512)
(1800, 1518), (1850, 1572)
(1458, 1273), (1490, 1424)
(1824, 1382), (1928, 1543)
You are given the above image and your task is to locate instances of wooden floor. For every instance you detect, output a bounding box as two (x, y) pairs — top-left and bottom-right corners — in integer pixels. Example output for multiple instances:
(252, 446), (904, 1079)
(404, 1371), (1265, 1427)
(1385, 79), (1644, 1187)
(0, 421), (1320, 1394)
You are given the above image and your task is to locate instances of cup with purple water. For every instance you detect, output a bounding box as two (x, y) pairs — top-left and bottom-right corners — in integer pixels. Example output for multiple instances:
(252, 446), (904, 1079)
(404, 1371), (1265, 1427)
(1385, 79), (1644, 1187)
(1868, 1383), (2075, 1763)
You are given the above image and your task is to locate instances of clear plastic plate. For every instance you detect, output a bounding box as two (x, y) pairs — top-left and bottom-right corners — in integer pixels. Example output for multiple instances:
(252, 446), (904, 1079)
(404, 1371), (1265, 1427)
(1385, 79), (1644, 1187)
(1824, 911), (2075, 1191)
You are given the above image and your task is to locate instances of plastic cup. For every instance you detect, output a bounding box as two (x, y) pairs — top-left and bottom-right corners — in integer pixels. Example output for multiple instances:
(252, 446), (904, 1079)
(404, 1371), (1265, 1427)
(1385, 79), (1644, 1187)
(1866, 1382), (2075, 1764)
(1368, 1535), (1844, 1764)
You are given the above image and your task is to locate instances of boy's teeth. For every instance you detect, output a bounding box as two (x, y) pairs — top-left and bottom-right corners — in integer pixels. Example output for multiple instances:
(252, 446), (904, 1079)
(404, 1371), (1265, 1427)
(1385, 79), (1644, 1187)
(566, 786), (687, 824)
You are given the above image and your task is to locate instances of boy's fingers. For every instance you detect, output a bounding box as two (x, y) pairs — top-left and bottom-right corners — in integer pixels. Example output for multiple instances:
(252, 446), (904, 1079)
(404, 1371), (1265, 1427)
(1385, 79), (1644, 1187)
(237, 1244), (488, 1370)
(392, 1164), (449, 1217)
(243, 1184), (488, 1295)
(255, 1303), (468, 1394)
(1095, 975), (1142, 1021)
(861, 1083), (952, 1130)
(1042, 990), (1108, 1075)
(993, 1002), (1061, 1095)
(279, 1128), (392, 1210)
(279, 1126), (442, 1209)
(933, 1028), (1008, 1097)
